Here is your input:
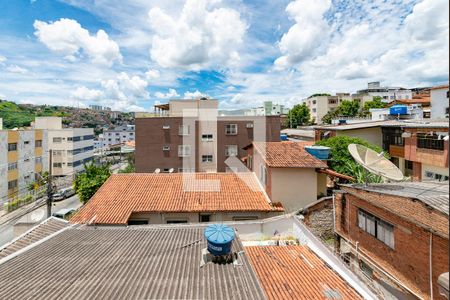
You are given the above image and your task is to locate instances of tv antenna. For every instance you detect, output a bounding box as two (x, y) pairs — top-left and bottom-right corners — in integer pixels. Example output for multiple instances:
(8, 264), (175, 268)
(348, 144), (404, 186)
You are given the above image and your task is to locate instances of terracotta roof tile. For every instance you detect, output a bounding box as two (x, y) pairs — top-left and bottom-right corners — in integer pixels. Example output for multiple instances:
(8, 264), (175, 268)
(71, 173), (283, 225)
(246, 245), (363, 300)
(253, 142), (328, 168)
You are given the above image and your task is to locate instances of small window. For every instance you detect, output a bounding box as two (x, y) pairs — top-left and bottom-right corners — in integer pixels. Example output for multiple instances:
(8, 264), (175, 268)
(8, 162), (18, 171)
(179, 125), (190, 136)
(163, 125), (171, 130)
(358, 209), (394, 249)
(8, 143), (17, 152)
(225, 124), (238, 135)
(225, 145), (238, 157)
(24, 141), (30, 145)
(35, 157), (42, 164)
(166, 220), (188, 224)
(178, 145), (191, 157)
(53, 137), (62, 143)
(128, 220), (149, 225)
(360, 260), (374, 279)
(8, 179), (18, 190)
(246, 123), (254, 129)
(202, 134), (213, 142)
(35, 140), (42, 147)
(202, 155), (213, 163)
(200, 215), (211, 223)
(53, 163), (63, 168)
(259, 164), (267, 186)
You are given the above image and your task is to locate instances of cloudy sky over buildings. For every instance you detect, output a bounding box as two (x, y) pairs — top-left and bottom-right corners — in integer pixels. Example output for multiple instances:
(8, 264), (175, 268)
(0, 0), (448, 111)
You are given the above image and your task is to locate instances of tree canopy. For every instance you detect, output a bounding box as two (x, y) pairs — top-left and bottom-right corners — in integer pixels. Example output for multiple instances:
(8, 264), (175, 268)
(315, 136), (387, 183)
(74, 163), (111, 203)
(286, 103), (311, 128)
(361, 96), (386, 116)
(321, 100), (360, 124)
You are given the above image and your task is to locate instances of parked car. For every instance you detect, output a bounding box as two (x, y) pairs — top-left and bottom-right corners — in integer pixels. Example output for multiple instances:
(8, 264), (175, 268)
(53, 187), (75, 201)
(52, 208), (76, 220)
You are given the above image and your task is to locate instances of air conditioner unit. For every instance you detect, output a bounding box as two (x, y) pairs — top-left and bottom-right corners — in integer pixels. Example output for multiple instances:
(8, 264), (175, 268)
(163, 146), (170, 151)
(246, 123), (254, 128)
(163, 125), (171, 130)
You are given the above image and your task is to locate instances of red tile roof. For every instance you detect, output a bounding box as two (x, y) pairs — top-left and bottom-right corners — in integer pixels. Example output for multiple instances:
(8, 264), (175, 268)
(71, 173), (283, 225)
(253, 142), (328, 168)
(246, 246), (363, 300)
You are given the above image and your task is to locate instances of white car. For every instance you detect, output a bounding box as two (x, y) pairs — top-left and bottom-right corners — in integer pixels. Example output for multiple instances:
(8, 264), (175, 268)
(53, 187), (75, 201)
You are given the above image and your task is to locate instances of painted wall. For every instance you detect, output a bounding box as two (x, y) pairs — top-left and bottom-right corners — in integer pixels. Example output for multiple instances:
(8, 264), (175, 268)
(430, 87), (449, 119)
(336, 127), (383, 147)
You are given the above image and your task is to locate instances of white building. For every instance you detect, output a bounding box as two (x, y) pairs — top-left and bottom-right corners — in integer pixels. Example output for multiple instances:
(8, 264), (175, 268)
(369, 105), (424, 121)
(357, 82), (412, 103)
(430, 84), (449, 119)
(34, 117), (94, 177)
(95, 125), (135, 151)
(245, 101), (290, 116)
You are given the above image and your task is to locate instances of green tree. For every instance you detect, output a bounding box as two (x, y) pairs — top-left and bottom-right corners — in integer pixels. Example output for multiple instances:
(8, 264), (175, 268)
(321, 110), (340, 124)
(315, 136), (388, 182)
(74, 163), (111, 203)
(286, 103), (311, 128)
(338, 100), (360, 117)
(119, 153), (135, 174)
(361, 96), (386, 116)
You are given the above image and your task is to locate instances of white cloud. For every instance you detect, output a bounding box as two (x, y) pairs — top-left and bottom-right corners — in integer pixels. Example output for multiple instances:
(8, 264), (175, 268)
(154, 88), (180, 99)
(184, 90), (208, 99)
(275, 0), (331, 69)
(145, 69), (160, 80)
(0, 55), (6, 64)
(33, 18), (122, 66)
(148, 0), (247, 69)
(71, 86), (104, 101)
(5, 65), (29, 74)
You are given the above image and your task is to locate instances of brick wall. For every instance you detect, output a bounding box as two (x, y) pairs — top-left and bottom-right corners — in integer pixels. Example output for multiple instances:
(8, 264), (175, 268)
(404, 128), (449, 169)
(334, 191), (449, 299)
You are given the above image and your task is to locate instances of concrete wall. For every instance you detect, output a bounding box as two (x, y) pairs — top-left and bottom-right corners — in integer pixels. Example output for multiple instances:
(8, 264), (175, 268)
(271, 168), (318, 213)
(422, 164), (449, 181)
(336, 127), (383, 147)
(34, 117), (62, 130)
(0, 131), (7, 204)
(431, 87), (449, 119)
(18, 131), (35, 191)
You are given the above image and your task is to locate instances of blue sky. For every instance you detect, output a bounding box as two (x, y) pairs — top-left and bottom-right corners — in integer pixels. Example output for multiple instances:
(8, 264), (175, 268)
(0, 0), (448, 111)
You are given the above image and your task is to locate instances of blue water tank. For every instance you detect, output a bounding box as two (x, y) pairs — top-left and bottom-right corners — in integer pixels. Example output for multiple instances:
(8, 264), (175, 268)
(390, 105), (408, 115)
(204, 224), (235, 256)
(305, 146), (331, 160)
(280, 134), (288, 141)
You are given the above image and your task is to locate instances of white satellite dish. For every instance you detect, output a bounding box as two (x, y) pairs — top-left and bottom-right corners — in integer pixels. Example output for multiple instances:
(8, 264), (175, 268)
(154, 168), (161, 174)
(348, 144), (404, 182)
(169, 168), (174, 174)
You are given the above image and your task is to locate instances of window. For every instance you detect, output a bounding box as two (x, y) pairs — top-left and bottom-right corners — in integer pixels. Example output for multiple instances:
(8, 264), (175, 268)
(67, 162), (73, 167)
(53, 137), (62, 143)
(53, 150), (64, 156)
(259, 164), (267, 186)
(312, 108), (317, 113)
(202, 155), (213, 163)
(35, 156), (42, 164)
(225, 124), (238, 135)
(163, 125), (171, 130)
(53, 163), (63, 168)
(179, 125), (190, 136)
(35, 140), (42, 147)
(128, 220), (149, 225)
(8, 162), (18, 171)
(358, 209), (394, 249)
(166, 220), (188, 224)
(360, 260), (374, 279)
(8, 179), (18, 190)
(382, 128), (404, 150)
(200, 215), (211, 223)
(417, 133), (444, 151)
(8, 143), (17, 151)
(178, 145), (191, 157)
(232, 216), (258, 221)
(24, 141), (30, 145)
(425, 171), (449, 182)
(312, 100), (317, 105)
(202, 134), (213, 141)
(225, 145), (238, 157)
(247, 155), (253, 170)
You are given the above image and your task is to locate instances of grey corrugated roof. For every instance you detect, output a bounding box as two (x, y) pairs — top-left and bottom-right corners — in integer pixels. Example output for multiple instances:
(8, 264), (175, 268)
(0, 217), (68, 259)
(0, 226), (267, 300)
(344, 182), (449, 215)
(314, 119), (449, 131)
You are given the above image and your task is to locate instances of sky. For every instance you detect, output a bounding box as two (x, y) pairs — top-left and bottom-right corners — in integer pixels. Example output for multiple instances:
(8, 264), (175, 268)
(0, 0), (448, 112)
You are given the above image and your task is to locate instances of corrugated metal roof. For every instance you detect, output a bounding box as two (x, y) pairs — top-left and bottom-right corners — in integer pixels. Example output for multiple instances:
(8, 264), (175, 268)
(0, 226), (267, 300)
(314, 119), (449, 131)
(0, 217), (68, 259)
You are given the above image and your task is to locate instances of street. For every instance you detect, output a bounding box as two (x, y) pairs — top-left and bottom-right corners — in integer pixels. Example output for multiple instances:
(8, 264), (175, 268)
(0, 194), (82, 247)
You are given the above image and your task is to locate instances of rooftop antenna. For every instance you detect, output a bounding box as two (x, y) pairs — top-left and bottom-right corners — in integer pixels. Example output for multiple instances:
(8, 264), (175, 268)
(348, 144), (404, 186)
(154, 168), (161, 174)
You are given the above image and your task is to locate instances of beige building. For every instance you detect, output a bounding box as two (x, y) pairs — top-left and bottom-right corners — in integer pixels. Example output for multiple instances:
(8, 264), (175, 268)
(34, 117), (94, 177)
(244, 142), (330, 213)
(314, 121), (384, 147)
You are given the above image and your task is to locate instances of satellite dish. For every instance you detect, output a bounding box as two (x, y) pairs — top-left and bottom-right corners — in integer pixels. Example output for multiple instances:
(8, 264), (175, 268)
(348, 144), (404, 182)
(154, 168), (161, 174)
(169, 168), (174, 173)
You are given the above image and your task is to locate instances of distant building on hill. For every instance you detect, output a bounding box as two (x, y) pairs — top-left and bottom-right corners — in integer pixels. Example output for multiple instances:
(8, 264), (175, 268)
(356, 81), (412, 103)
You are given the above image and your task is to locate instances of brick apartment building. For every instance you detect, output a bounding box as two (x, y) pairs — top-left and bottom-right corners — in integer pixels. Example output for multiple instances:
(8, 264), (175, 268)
(135, 98), (281, 173)
(334, 182), (449, 299)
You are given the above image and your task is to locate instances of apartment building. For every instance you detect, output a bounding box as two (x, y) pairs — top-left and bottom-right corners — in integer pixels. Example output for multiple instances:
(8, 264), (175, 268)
(95, 125), (135, 151)
(34, 117), (94, 177)
(356, 81), (412, 103)
(305, 93), (373, 124)
(0, 119), (48, 201)
(334, 182), (449, 299)
(244, 101), (290, 116)
(430, 84), (449, 119)
(135, 98), (281, 173)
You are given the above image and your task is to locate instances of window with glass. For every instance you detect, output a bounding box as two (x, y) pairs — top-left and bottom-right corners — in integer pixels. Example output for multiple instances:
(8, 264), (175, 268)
(382, 128), (404, 151)
(225, 145), (238, 157)
(225, 124), (238, 135)
(202, 134), (213, 141)
(179, 125), (190, 136)
(358, 209), (394, 249)
(35, 140), (42, 147)
(8, 179), (18, 190)
(53, 163), (63, 168)
(8, 143), (17, 151)
(8, 162), (18, 171)
(417, 133), (444, 151)
(202, 155), (213, 163)
(178, 145), (191, 157)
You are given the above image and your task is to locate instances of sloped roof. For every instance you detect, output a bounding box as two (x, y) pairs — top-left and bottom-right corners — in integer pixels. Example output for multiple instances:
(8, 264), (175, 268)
(0, 217), (69, 259)
(246, 245), (363, 300)
(0, 226), (266, 300)
(71, 173), (283, 225)
(252, 142), (328, 168)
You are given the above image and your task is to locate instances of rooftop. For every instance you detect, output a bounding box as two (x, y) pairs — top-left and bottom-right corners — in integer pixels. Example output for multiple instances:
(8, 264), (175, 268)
(70, 173), (283, 225)
(251, 142), (328, 169)
(246, 245), (363, 300)
(430, 84), (449, 90)
(314, 119), (449, 131)
(0, 225), (266, 300)
(342, 181), (449, 237)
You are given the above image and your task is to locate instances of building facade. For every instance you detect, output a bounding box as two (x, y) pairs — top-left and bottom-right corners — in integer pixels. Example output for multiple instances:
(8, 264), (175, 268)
(356, 82), (412, 103)
(135, 99), (281, 173)
(430, 85), (449, 119)
(34, 117), (94, 177)
(0, 124), (49, 202)
(95, 125), (135, 151)
(245, 101), (290, 116)
(334, 182), (449, 300)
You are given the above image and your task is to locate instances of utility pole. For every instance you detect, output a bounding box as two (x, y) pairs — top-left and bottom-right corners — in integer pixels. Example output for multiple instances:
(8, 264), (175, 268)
(46, 149), (53, 218)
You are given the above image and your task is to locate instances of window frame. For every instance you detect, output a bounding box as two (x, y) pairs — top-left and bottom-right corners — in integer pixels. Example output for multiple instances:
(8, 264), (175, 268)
(225, 124), (238, 135)
(7, 143), (17, 152)
(202, 155), (214, 163)
(178, 145), (192, 157)
(417, 133), (444, 151)
(358, 209), (395, 249)
(225, 145), (238, 157)
(201, 134), (214, 142)
(179, 125), (190, 136)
